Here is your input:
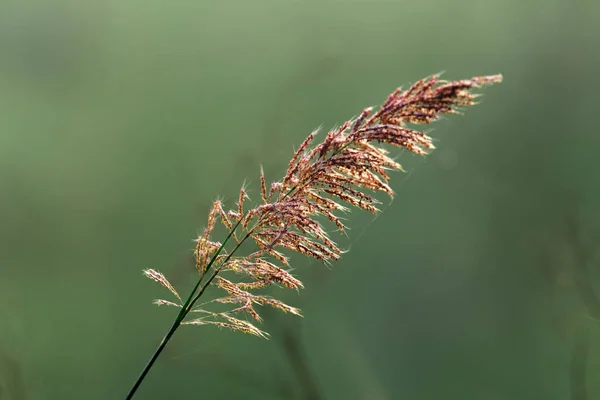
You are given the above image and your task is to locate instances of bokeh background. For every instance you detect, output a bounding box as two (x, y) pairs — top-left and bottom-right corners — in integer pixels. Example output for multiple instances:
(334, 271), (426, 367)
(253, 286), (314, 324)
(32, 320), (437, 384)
(1, 0), (599, 399)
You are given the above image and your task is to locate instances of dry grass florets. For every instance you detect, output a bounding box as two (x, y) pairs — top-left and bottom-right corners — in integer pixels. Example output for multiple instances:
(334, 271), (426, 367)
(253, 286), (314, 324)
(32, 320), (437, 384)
(144, 73), (502, 338)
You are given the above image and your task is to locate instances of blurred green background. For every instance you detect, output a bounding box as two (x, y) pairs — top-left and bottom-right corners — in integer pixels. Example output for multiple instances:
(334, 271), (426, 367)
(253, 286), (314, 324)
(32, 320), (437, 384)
(1, 0), (599, 399)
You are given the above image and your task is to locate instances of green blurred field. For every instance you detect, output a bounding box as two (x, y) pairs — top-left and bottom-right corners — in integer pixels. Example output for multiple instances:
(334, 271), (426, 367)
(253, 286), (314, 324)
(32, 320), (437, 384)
(1, 0), (599, 398)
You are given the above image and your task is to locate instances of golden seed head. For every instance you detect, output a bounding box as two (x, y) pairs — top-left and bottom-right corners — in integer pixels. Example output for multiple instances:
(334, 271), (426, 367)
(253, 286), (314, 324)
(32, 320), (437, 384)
(145, 74), (502, 338)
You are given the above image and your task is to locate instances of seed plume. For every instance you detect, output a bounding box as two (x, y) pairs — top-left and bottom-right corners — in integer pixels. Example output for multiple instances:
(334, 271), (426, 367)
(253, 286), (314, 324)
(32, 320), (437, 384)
(145, 73), (502, 337)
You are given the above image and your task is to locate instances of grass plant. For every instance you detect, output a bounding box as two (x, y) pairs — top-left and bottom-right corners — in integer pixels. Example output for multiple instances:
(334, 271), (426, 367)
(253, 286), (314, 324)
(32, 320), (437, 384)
(125, 73), (502, 399)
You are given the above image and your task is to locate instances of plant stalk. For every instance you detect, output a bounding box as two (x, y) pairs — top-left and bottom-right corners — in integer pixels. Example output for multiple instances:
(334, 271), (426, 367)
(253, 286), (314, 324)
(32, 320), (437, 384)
(124, 220), (243, 399)
(126, 147), (348, 399)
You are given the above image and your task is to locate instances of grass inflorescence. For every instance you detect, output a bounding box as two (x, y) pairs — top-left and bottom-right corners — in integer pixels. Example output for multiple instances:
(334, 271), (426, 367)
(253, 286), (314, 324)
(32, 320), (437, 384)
(126, 73), (502, 399)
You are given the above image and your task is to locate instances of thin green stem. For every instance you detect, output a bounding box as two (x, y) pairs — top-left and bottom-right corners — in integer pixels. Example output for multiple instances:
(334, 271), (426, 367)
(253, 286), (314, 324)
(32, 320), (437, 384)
(123, 313), (184, 400)
(187, 232), (253, 311)
(124, 219), (242, 400)
(125, 141), (352, 399)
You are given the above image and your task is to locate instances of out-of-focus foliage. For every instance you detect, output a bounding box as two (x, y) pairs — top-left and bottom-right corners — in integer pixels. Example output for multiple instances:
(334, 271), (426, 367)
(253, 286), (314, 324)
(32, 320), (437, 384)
(0, 0), (598, 399)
